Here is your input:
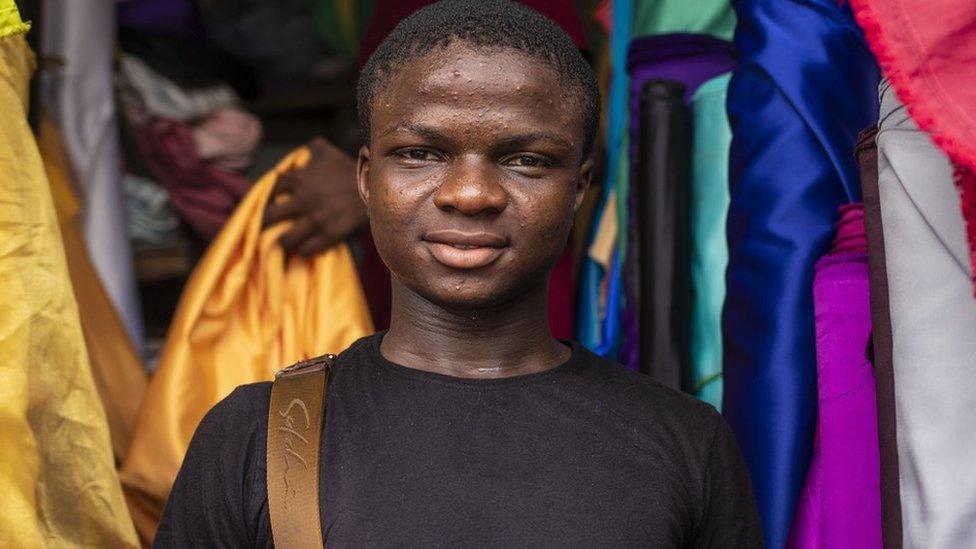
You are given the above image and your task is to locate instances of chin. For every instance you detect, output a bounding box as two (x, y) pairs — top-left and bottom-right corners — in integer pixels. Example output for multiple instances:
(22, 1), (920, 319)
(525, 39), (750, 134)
(408, 276), (534, 312)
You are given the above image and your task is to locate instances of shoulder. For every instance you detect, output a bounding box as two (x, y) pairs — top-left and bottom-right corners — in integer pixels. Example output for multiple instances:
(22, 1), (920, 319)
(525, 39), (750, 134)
(568, 344), (723, 446)
(181, 382), (274, 477)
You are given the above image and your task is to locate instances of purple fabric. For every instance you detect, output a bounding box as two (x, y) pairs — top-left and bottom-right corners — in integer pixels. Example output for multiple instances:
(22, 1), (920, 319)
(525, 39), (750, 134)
(787, 206), (882, 549)
(620, 33), (737, 371)
(118, 0), (203, 37)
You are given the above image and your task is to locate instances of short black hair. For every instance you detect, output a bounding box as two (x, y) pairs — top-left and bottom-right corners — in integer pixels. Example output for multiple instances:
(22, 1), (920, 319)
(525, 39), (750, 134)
(357, 0), (600, 159)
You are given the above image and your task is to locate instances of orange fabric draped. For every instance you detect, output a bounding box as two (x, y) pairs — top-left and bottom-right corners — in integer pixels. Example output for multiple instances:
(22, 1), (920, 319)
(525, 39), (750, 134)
(38, 115), (148, 465)
(120, 147), (374, 543)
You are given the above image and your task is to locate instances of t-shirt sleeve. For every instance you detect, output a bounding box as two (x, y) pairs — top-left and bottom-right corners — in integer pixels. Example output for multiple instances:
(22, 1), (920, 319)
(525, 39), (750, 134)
(693, 412), (764, 548)
(153, 384), (272, 548)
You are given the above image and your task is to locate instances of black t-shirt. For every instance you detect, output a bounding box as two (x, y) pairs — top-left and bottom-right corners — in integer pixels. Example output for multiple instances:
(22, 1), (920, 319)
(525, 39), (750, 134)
(155, 333), (761, 548)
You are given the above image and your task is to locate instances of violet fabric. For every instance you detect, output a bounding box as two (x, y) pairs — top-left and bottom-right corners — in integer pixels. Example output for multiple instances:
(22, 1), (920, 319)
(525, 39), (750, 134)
(619, 33), (736, 375)
(787, 204), (883, 549)
(117, 0), (204, 38)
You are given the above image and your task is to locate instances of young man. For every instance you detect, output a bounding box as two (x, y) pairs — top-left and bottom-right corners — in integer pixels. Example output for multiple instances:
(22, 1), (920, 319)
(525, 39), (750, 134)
(155, 1), (762, 546)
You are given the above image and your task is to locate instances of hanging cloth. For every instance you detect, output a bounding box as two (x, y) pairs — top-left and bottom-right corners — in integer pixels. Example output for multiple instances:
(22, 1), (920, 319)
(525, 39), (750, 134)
(873, 78), (976, 548)
(38, 115), (148, 464)
(619, 33), (736, 373)
(723, 1), (879, 546)
(119, 148), (373, 543)
(40, 0), (144, 349)
(629, 80), (691, 388)
(689, 73), (732, 408)
(578, 0), (631, 354)
(787, 203), (882, 549)
(0, 9), (138, 545)
(849, 0), (976, 290)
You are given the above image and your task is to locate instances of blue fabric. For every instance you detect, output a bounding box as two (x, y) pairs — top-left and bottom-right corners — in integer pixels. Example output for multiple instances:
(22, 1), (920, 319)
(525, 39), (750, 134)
(723, 0), (879, 546)
(577, 0), (631, 355)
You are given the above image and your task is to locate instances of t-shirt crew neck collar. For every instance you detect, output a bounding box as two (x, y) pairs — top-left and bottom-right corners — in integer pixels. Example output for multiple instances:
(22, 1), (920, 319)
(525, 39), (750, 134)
(366, 331), (582, 388)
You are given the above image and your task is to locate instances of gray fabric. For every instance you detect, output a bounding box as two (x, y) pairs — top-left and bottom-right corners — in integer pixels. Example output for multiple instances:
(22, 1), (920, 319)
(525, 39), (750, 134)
(877, 78), (976, 548)
(40, 0), (144, 351)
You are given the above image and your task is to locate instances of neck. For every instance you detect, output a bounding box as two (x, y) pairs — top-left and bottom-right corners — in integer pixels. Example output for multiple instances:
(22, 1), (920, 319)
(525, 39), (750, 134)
(381, 278), (570, 378)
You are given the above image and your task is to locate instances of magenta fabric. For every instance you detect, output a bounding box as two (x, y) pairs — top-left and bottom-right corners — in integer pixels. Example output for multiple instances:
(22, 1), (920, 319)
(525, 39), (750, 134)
(787, 203), (882, 549)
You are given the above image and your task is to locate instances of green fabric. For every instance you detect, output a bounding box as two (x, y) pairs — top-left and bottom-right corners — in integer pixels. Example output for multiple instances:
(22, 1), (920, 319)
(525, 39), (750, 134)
(312, 0), (375, 58)
(689, 73), (732, 408)
(632, 0), (735, 40)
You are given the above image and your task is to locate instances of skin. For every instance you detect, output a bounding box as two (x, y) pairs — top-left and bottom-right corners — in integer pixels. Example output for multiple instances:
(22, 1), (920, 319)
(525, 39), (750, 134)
(263, 138), (366, 257)
(357, 42), (593, 378)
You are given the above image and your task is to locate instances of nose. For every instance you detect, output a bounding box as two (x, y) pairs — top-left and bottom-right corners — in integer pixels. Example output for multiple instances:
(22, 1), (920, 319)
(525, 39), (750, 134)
(433, 156), (507, 216)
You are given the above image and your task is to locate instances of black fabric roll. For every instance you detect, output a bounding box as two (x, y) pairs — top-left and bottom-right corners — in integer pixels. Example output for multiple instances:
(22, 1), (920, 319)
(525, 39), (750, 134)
(634, 79), (693, 388)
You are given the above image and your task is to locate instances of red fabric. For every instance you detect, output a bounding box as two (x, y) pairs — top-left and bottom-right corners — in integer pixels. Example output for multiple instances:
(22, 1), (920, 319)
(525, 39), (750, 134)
(850, 0), (976, 290)
(356, 0), (585, 335)
(130, 117), (252, 241)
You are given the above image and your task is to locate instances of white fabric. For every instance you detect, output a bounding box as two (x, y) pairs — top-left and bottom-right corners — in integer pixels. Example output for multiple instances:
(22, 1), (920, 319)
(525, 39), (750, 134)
(117, 54), (238, 121)
(877, 78), (976, 548)
(40, 0), (143, 351)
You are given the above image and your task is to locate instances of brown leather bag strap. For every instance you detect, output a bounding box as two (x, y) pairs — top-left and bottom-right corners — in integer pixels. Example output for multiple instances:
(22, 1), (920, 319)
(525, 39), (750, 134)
(267, 354), (334, 548)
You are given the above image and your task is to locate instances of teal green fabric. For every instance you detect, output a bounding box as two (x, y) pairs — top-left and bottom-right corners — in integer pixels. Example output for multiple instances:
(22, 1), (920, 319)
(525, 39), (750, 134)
(690, 73), (732, 408)
(632, 0), (736, 40)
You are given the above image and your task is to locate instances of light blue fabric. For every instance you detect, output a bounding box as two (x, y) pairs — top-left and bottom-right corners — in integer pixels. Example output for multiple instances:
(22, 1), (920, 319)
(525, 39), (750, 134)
(689, 73), (731, 408)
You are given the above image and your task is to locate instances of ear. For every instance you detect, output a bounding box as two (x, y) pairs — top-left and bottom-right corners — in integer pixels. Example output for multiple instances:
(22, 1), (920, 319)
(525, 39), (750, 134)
(573, 156), (594, 212)
(356, 145), (371, 209)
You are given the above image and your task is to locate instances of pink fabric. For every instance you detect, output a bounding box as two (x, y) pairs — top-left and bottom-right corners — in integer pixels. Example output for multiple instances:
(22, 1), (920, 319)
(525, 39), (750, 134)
(788, 204), (882, 549)
(130, 115), (253, 240)
(191, 107), (262, 173)
(831, 203), (868, 254)
(850, 0), (976, 290)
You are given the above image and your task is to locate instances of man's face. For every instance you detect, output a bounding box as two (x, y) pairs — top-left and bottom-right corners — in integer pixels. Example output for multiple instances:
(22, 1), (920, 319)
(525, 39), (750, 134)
(358, 43), (592, 310)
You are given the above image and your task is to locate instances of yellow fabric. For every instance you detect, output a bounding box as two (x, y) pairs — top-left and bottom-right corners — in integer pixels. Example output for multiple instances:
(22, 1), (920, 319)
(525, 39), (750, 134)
(39, 115), (148, 465)
(588, 188), (618, 269)
(0, 25), (138, 548)
(0, 0), (29, 38)
(121, 148), (374, 543)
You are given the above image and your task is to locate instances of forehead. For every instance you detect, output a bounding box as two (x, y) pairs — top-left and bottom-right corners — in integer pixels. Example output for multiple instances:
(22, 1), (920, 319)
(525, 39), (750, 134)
(371, 43), (583, 145)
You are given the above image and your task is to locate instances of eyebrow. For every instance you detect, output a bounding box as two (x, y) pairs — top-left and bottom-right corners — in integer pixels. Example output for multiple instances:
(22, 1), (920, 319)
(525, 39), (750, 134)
(382, 122), (573, 149)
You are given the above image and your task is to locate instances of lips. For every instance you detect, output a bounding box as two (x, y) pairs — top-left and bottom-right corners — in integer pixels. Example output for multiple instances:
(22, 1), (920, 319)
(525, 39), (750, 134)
(423, 229), (509, 270)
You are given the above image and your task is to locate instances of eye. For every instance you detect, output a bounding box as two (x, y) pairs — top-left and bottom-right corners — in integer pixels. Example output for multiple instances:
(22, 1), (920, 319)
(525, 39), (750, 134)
(504, 154), (552, 169)
(396, 148), (439, 162)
